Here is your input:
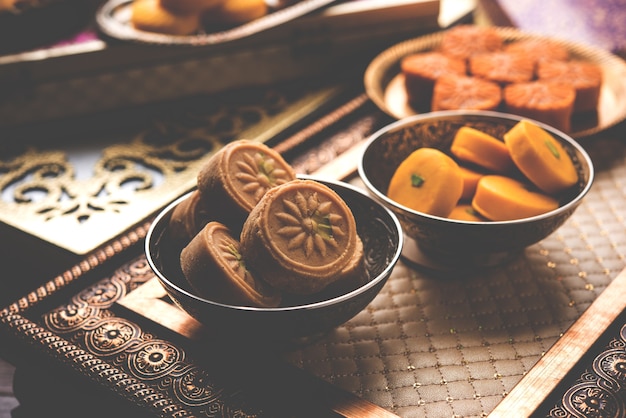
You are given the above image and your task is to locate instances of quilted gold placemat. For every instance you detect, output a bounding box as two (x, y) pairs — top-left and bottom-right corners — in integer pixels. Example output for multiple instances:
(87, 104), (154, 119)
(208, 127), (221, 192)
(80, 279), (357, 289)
(278, 128), (626, 417)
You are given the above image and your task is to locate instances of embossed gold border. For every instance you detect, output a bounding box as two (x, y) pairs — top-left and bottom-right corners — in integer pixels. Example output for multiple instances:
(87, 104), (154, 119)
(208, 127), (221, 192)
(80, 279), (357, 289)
(488, 267), (626, 417)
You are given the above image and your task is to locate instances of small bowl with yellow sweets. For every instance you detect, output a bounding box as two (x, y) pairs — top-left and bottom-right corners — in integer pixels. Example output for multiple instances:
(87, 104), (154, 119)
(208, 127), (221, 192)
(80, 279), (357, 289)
(358, 110), (594, 270)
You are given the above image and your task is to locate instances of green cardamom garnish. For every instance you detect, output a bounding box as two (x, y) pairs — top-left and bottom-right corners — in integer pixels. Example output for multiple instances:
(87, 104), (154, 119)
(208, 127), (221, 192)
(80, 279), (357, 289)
(226, 243), (246, 269)
(313, 210), (333, 240)
(411, 173), (425, 187)
(258, 153), (275, 177)
(544, 140), (560, 159)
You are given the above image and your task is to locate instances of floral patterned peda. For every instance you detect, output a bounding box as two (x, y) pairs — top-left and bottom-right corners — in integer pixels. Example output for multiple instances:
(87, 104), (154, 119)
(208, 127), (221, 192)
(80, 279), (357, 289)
(240, 179), (359, 295)
(196, 140), (296, 234)
(180, 221), (282, 307)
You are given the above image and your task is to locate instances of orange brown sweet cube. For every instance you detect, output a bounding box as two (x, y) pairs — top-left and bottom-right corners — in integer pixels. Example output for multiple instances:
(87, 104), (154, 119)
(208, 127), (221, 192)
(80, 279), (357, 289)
(387, 147), (464, 217)
(503, 81), (575, 133)
(431, 74), (502, 112)
(503, 38), (570, 64)
(400, 51), (466, 110)
(503, 119), (578, 194)
(468, 51), (535, 85)
(401, 24), (604, 132)
(438, 24), (504, 60)
(536, 59), (602, 113)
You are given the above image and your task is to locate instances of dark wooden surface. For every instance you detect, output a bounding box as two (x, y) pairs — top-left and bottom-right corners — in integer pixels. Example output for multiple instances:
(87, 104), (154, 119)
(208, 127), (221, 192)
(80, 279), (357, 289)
(0, 358), (16, 418)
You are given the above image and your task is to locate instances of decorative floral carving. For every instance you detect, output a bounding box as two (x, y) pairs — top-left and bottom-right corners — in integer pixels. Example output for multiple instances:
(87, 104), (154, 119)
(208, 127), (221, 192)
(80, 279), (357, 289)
(75, 278), (125, 308)
(173, 366), (224, 407)
(220, 239), (253, 286)
(595, 349), (626, 386)
(87, 319), (140, 355)
(236, 152), (292, 202)
(565, 385), (619, 417)
(548, 324), (626, 417)
(44, 303), (99, 332)
(275, 191), (344, 257)
(129, 340), (182, 380)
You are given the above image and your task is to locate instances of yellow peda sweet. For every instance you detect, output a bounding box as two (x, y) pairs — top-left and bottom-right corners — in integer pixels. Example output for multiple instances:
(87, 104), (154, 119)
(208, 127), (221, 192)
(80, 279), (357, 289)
(450, 126), (515, 173)
(387, 148), (463, 217)
(448, 203), (488, 222)
(168, 190), (211, 244)
(131, 0), (200, 35)
(161, 0), (225, 14)
(458, 164), (486, 201)
(472, 175), (559, 221)
(180, 221), (282, 307)
(202, 0), (267, 26)
(503, 119), (578, 194)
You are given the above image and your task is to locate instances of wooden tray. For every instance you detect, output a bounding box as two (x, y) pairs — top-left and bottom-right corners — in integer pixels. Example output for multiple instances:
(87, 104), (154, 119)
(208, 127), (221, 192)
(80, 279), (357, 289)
(3, 86), (626, 417)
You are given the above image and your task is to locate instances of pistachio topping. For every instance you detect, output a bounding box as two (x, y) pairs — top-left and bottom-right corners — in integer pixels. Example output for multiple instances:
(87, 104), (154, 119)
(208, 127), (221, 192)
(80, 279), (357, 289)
(275, 191), (343, 258)
(411, 173), (425, 187)
(235, 152), (292, 202)
(544, 139), (560, 159)
(219, 238), (255, 287)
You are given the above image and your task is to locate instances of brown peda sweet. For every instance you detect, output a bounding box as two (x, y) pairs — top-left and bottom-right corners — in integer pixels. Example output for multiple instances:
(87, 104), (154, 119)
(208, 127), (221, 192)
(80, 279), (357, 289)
(469, 51), (535, 85)
(503, 81), (575, 132)
(400, 51), (466, 110)
(315, 236), (368, 300)
(197, 140), (296, 233)
(537, 59), (602, 113)
(168, 190), (211, 244)
(240, 179), (359, 295)
(180, 221), (281, 307)
(432, 74), (502, 111)
(438, 25), (503, 61)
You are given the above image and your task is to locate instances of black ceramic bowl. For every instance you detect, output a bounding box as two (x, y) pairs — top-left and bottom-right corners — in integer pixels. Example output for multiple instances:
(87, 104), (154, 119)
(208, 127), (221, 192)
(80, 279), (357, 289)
(146, 176), (402, 345)
(358, 110), (594, 270)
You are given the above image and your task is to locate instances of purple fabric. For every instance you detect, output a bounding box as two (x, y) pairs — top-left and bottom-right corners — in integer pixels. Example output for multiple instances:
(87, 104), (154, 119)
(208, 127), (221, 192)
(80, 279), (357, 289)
(494, 0), (626, 53)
